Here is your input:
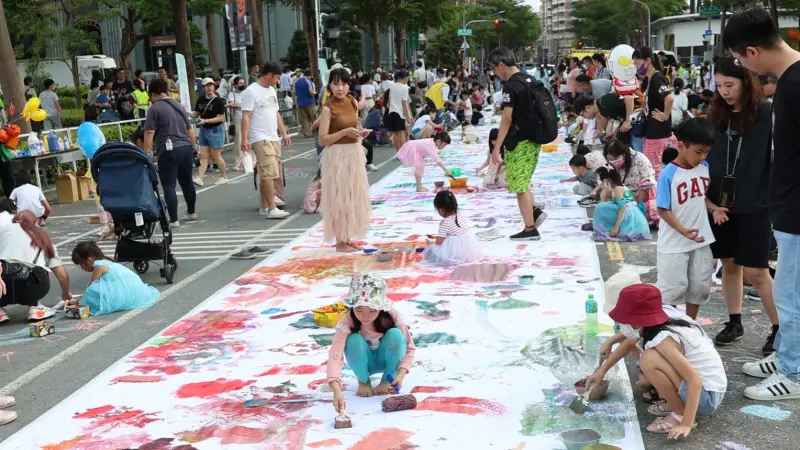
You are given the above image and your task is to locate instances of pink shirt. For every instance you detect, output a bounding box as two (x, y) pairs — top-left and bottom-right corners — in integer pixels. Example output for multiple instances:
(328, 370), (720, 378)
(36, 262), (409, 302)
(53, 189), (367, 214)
(326, 309), (416, 385)
(566, 68), (581, 94)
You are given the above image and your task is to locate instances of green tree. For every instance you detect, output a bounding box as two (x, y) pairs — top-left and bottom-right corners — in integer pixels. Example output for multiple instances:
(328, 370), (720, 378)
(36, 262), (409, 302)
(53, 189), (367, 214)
(337, 21), (363, 69)
(388, 0), (454, 66)
(423, 17), (462, 68)
(171, 0), (196, 103)
(283, 29), (310, 69)
(267, 0), (319, 88)
(191, 0), (225, 73)
(99, 0), (172, 80)
(572, 0), (686, 49)
(190, 21), (209, 72)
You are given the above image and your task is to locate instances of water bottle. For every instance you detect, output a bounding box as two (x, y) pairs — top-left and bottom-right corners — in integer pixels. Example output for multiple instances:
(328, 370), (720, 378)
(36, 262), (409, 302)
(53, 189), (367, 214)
(165, 137), (173, 152)
(27, 133), (40, 156)
(585, 294), (598, 336)
(47, 130), (58, 153)
(57, 137), (65, 151)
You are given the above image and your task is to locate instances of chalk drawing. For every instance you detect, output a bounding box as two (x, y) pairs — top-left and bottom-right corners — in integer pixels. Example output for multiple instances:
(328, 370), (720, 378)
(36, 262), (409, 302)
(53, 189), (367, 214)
(740, 404), (792, 421)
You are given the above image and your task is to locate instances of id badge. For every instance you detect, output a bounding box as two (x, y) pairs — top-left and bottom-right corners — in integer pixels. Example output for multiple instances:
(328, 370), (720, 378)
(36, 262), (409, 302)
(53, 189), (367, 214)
(719, 176), (736, 208)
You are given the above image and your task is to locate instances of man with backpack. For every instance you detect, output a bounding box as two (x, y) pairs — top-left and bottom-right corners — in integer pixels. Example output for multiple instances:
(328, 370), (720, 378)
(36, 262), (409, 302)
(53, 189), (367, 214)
(488, 47), (558, 241)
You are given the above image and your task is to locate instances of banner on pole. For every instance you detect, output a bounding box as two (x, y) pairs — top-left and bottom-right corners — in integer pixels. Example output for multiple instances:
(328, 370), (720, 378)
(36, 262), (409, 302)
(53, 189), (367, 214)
(175, 53), (191, 112)
(224, 2), (239, 51)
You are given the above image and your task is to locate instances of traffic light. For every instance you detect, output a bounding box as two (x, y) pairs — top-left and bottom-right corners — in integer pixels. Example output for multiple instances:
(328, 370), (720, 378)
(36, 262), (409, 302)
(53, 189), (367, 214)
(494, 19), (500, 25)
(578, 41), (584, 48)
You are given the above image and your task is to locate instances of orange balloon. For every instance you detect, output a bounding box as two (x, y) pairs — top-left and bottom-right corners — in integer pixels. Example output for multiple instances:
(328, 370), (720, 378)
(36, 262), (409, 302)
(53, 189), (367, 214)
(7, 124), (21, 138)
(6, 137), (19, 149)
(789, 29), (800, 40)
(0, 129), (8, 143)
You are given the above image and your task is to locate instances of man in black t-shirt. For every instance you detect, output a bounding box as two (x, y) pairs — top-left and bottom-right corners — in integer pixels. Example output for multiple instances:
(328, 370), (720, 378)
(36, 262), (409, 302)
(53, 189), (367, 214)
(488, 47), (547, 241)
(723, 6), (800, 403)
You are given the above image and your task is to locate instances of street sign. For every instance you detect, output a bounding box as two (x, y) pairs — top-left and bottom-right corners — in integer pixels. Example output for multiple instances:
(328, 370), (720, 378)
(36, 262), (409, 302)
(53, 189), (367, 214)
(458, 28), (472, 36)
(699, 5), (721, 17)
(461, 40), (470, 50)
(704, 29), (713, 37)
(410, 25), (419, 49)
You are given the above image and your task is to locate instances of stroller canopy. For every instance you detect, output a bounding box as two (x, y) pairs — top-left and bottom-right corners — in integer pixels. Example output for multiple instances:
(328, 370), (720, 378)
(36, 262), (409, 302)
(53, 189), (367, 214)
(92, 142), (161, 219)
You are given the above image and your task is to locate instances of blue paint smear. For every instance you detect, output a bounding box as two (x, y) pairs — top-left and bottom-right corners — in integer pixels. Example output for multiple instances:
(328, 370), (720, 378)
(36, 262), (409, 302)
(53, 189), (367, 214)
(261, 308), (286, 315)
(740, 405), (792, 421)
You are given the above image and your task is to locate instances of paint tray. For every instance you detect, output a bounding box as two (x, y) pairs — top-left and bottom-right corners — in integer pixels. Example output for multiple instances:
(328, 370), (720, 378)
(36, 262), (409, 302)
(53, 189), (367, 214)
(449, 178), (468, 188)
(312, 302), (347, 328)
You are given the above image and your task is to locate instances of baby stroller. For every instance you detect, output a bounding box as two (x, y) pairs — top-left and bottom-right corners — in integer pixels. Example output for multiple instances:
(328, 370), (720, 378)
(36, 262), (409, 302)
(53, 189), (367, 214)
(91, 142), (177, 284)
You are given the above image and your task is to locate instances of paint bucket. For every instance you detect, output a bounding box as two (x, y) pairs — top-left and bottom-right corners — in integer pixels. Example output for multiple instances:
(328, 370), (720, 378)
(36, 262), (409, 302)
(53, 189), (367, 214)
(312, 302), (347, 328)
(450, 168), (462, 177)
(519, 275), (534, 285)
(561, 429), (601, 450)
(449, 178), (468, 188)
(583, 445), (622, 450)
(434, 181), (445, 188)
(377, 251), (394, 262)
(574, 378), (609, 399)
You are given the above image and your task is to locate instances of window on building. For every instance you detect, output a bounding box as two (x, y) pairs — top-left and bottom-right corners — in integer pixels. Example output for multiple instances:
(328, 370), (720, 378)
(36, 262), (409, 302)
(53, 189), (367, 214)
(664, 34), (675, 52)
(677, 46), (691, 65)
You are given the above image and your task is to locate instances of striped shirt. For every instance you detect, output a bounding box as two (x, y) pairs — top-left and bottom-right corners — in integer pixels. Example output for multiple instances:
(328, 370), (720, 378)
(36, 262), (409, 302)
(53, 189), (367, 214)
(438, 213), (471, 237)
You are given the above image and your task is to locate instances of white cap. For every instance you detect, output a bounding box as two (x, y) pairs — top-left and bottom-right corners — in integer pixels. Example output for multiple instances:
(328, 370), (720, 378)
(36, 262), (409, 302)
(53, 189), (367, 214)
(603, 270), (642, 315)
(201, 77), (216, 86)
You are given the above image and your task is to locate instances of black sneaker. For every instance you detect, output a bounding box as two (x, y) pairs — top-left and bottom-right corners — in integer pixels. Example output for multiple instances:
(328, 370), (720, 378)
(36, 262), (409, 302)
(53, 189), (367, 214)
(510, 227), (541, 241)
(230, 250), (256, 260)
(715, 322), (744, 346)
(744, 284), (761, 301)
(533, 207), (548, 228)
(577, 197), (597, 207)
(715, 265), (723, 280)
(763, 326), (778, 355)
(247, 246), (270, 256)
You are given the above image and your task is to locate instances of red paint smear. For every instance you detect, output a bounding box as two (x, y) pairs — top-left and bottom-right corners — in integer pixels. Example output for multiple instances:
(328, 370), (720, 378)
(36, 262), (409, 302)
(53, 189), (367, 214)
(308, 378), (329, 390)
(111, 375), (165, 383)
(180, 419), (313, 447)
(93, 409), (159, 429)
(133, 364), (186, 375)
(234, 287), (251, 294)
(541, 310), (560, 315)
(411, 386), (452, 393)
(43, 432), (153, 450)
(269, 310), (307, 320)
(74, 405), (114, 419)
(416, 396), (508, 416)
(256, 363), (325, 376)
(387, 292), (419, 302)
(308, 438), (343, 448)
(545, 256), (580, 266)
(219, 425), (272, 445)
(349, 428), (415, 450)
(176, 378), (255, 398)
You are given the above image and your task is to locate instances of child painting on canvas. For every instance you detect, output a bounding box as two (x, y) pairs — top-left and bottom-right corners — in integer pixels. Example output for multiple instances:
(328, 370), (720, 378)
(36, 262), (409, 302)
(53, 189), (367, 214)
(396, 132), (453, 192)
(328, 273), (416, 414)
(70, 241), (159, 316)
(476, 128), (506, 188)
(10, 170), (51, 226)
(424, 191), (481, 265)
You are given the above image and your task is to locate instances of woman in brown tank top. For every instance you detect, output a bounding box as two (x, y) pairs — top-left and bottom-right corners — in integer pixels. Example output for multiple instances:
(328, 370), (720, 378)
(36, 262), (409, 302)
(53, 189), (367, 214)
(317, 68), (372, 252)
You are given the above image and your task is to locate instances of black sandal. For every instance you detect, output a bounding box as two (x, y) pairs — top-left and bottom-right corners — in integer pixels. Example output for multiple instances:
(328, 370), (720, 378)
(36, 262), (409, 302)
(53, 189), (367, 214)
(642, 387), (661, 404)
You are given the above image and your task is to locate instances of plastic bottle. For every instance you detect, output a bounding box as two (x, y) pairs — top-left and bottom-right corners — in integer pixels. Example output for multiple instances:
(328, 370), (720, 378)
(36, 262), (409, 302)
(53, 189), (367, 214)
(585, 294), (598, 336)
(27, 133), (40, 156)
(47, 130), (58, 154)
(165, 137), (173, 152)
(57, 137), (65, 151)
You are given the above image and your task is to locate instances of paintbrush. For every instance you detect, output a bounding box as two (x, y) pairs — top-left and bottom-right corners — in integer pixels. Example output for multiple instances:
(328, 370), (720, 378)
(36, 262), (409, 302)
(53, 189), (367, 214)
(243, 398), (328, 408)
(334, 412), (352, 429)
(568, 385), (594, 414)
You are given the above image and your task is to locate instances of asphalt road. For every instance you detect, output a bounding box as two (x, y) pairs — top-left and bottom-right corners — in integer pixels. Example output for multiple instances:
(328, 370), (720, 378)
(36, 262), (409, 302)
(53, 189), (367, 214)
(0, 137), (404, 440)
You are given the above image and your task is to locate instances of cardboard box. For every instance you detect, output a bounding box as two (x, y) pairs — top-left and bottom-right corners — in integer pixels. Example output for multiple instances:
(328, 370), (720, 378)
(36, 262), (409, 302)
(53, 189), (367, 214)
(76, 170), (92, 200)
(66, 305), (90, 319)
(55, 172), (79, 204)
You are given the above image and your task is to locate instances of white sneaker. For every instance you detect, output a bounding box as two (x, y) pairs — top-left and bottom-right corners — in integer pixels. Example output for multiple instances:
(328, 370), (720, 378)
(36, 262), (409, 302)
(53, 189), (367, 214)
(744, 372), (800, 401)
(27, 305), (55, 322)
(215, 177), (229, 185)
(266, 208), (290, 219)
(366, 163), (377, 171)
(0, 410), (16, 425)
(185, 213), (197, 222)
(170, 220), (180, 229)
(0, 307), (8, 324)
(743, 353), (779, 378)
(193, 177), (203, 187)
(258, 208), (268, 216)
(0, 396), (14, 409)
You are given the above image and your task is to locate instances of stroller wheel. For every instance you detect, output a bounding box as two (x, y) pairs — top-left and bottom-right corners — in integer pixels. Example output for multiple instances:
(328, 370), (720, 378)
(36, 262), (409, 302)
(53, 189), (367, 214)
(164, 264), (175, 284)
(133, 261), (150, 274)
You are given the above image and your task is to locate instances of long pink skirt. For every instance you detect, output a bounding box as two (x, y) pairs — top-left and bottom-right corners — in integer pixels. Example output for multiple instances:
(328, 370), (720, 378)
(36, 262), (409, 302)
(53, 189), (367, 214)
(320, 142), (371, 244)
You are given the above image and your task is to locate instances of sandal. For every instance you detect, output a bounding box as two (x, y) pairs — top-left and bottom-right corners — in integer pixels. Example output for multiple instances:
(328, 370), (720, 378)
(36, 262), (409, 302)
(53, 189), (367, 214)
(647, 400), (672, 417)
(642, 387), (661, 404)
(646, 412), (696, 434)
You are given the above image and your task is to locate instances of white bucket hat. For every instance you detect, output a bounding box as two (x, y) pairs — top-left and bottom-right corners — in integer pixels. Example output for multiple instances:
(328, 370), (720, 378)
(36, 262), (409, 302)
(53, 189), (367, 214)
(342, 273), (393, 311)
(603, 270), (642, 314)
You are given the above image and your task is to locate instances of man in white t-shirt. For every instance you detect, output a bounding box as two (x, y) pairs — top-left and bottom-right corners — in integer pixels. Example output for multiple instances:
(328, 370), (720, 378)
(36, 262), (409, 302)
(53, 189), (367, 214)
(387, 70), (413, 151)
(241, 61), (292, 219)
(413, 61), (428, 93)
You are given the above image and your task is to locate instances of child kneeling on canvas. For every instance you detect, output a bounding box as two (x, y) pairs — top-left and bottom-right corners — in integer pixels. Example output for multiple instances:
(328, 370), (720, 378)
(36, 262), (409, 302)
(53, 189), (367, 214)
(424, 191), (481, 265)
(605, 283), (727, 439)
(70, 241), (158, 316)
(328, 273), (416, 412)
(396, 132), (453, 192)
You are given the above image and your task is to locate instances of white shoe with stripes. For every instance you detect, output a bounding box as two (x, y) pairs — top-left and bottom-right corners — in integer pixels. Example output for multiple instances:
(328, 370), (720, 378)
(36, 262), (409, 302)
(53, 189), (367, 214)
(744, 373), (800, 401)
(743, 353), (779, 378)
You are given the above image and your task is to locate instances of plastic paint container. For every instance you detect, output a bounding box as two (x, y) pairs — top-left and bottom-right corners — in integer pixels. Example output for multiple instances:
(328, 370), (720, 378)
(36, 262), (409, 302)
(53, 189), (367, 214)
(450, 168), (462, 177)
(363, 248), (377, 254)
(519, 275), (534, 285)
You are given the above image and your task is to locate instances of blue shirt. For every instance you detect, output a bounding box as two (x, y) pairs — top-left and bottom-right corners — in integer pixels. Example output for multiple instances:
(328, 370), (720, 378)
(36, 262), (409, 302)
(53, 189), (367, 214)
(97, 93), (109, 104)
(295, 78), (315, 107)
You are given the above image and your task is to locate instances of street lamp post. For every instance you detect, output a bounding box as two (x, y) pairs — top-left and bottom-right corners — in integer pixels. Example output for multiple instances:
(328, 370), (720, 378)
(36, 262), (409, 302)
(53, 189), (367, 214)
(631, 0), (651, 48)
(460, 10), (505, 69)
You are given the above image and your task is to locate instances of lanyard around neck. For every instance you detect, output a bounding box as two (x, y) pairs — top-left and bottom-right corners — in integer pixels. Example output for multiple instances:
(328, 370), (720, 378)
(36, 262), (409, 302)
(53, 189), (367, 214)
(726, 120), (743, 177)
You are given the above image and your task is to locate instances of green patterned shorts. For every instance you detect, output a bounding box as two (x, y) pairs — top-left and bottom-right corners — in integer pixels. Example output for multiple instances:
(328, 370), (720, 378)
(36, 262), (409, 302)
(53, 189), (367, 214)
(505, 140), (541, 193)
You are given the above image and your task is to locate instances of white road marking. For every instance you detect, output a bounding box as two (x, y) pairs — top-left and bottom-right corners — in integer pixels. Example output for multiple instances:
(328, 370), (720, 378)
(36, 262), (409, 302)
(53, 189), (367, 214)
(0, 209), (308, 396)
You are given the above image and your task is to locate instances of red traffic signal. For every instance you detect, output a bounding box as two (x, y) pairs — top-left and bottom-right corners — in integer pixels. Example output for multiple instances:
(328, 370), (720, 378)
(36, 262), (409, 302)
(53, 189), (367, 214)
(494, 19), (500, 25)
(578, 41), (583, 48)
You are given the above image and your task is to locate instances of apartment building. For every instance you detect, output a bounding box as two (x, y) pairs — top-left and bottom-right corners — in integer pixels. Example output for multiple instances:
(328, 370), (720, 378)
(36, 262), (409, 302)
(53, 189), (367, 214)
(539, 0), (574, 61)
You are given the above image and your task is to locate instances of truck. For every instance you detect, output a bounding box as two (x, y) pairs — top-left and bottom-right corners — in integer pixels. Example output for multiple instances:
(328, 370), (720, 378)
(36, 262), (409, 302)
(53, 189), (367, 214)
(17, 55), (117, 88)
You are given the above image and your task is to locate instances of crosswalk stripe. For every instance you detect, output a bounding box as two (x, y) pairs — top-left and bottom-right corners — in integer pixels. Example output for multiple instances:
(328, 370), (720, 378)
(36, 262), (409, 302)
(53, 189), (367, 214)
(96, 241), (292, 251)
(166, 228), (308, 236)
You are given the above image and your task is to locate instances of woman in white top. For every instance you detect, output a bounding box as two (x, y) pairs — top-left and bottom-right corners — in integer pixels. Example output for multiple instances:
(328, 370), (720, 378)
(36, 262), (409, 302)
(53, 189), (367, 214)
(671, 78), (690, 128)
(360, 75), (376, 122)
(226, 76), (246, 171)
(0, 211), (72, 323)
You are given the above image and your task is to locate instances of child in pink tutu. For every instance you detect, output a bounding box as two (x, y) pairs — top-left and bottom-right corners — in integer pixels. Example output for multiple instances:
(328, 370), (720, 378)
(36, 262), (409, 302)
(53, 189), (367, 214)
(396, 132), (453, 192)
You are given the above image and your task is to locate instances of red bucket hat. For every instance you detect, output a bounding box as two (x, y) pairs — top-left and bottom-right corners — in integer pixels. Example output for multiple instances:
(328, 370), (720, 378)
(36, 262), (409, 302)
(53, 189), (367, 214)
(609, 284), (669, 328)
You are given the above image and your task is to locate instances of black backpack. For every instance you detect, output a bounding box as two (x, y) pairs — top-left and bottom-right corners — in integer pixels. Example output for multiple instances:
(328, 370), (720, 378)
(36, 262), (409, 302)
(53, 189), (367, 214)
(507, 75), (558, 146)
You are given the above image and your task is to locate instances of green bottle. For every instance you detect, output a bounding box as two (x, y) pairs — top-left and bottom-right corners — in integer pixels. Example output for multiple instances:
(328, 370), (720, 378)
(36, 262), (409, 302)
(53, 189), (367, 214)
(585, 294), (598, 336)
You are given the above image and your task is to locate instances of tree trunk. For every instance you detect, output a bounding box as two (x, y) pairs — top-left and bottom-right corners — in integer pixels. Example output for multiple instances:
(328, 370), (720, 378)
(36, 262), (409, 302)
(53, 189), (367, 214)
(0, 0), (29, 133)
(205, 12), (220, 73)
(394, 26), (404, 67)
(770, 0), (779, 26)
(370, 18), (381, 69)
(720, 5), (727, 55)
(248, 0), (267, 66)
(120, 12), (142, 82)
(171, 0), (196, 104)
(301, 0), (319, 88)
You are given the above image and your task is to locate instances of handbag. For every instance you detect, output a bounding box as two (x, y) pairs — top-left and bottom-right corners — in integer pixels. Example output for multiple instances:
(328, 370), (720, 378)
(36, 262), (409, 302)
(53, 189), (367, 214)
(2, 249), (41, 282)
(228, 123), (236, 137)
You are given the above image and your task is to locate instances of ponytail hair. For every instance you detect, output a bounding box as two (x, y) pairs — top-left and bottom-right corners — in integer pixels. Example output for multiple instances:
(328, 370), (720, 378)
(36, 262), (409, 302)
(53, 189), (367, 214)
(71, 240), (109, 265)
(596, 166), (622, 186)
(433, 190), (460, 226)
(433, 131), (451, 145)
(673, 77), (684, 95)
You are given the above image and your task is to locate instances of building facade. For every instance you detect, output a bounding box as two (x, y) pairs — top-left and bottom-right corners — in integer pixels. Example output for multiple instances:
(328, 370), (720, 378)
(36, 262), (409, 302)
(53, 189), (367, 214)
(539, 0), (574, 62)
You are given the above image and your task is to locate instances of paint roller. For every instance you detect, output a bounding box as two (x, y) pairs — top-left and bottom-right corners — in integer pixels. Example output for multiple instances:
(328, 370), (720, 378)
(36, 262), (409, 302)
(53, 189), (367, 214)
(381, 394), (417, 412)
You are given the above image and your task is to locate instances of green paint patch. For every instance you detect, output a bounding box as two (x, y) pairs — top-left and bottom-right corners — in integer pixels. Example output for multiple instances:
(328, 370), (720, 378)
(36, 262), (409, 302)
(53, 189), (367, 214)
(310, 333), (335, 347)
(289, 314), (319, 330)
(489, 298), (538, 310)
(413, 332), (459, 347)
(388, 182), (419, 189)
(537, 278), (564, 286)
(371, 200), (386, 206)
